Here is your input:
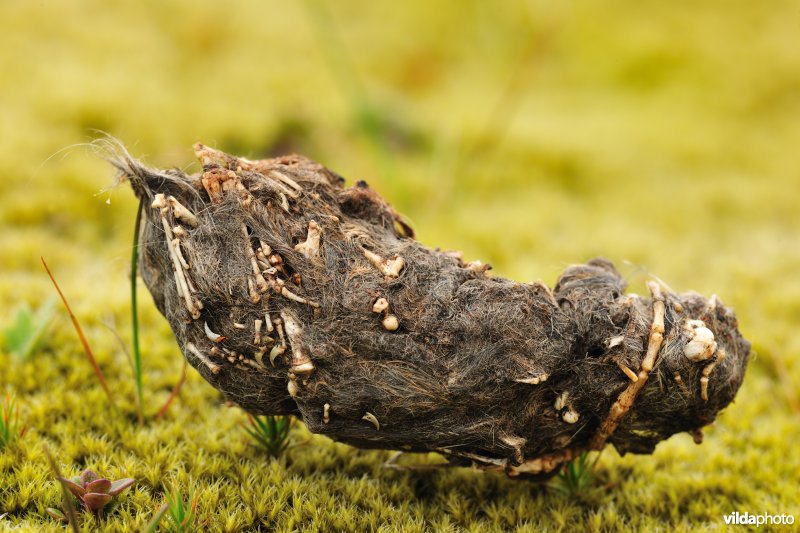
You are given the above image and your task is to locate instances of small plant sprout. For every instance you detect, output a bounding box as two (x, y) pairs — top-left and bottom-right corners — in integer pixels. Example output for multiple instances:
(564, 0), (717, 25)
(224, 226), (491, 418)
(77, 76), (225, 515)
(2, 297), (55, 360)
(0, 393), (27, 449)
(242, 414), (291, 458)
(551, 452), (601, 497)
(46, 469), (135, 521)
(144, 485), (199, 533)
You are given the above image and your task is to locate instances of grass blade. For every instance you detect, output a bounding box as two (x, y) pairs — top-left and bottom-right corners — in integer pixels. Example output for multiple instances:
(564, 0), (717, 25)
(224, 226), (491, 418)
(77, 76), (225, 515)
(43, 445), (80, 533)
(0, 393), (27, 448)
(142, 502), (169, 533)
(131, 198), (145, 424)
(551, 451), (602, 497)
(41, 257), (116, 409)
(243, 414), (291, 457)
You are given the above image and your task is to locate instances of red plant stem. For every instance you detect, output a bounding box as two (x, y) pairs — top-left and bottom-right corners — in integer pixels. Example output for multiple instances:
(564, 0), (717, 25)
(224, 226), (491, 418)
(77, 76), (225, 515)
(41, 257), (116, 408)
(155, 359), (188, 420)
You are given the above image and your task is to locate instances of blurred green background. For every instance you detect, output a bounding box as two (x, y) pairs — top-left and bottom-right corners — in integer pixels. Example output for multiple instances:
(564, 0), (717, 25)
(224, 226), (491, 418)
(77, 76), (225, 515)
(1, 0), (798, 530)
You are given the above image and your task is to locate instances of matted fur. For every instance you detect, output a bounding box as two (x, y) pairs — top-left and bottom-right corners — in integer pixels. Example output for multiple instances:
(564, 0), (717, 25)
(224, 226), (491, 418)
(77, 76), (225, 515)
(112, 144), (750, 478)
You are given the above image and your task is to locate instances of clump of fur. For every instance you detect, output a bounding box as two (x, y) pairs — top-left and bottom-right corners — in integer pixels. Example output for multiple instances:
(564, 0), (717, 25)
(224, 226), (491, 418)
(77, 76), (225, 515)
(112, 144), (750, 479)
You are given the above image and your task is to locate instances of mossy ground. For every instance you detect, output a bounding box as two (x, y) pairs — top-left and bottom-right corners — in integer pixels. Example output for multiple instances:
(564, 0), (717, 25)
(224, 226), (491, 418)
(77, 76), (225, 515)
(1, 1), (799, 531)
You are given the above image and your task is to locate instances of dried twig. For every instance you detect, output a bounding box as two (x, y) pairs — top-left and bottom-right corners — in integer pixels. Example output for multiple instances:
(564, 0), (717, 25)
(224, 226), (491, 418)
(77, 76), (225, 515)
(42, 258), (116, 409)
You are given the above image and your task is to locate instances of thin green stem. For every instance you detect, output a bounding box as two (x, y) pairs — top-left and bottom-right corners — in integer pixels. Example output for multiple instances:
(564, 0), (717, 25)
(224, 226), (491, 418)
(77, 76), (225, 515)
(131, 198), (144, 426)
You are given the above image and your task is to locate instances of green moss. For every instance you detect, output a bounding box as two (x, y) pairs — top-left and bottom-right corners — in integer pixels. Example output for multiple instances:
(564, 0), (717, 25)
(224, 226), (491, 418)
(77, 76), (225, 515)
(1, 0), (799, 530)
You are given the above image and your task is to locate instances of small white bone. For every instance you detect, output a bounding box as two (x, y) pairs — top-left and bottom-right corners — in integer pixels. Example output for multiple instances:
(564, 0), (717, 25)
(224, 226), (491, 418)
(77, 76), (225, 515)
(255, 346), (267, 367)
(362, 412), (380, 430)
(167, 196), (199, 227)
(363, 249), (405, 279)
(562, 409), (580, 424)
(292, 361), (315, 375)
(282, 315), (302, 337)
(186, 343), (220, 374)
(281, 312), (314, 374)
(269, 318), (287, 366)
(269, 344), (286, 366)
(372, 298), (389, 314)
(387, 257), (405, 278)
(607, 335), (625, 349)
(172, 271), (185, 301)
(323, 403), (331, 424)
(276, 318), (285, 345)
(247, 278), (260, 304)
(617, 361), (639, 382)
(269, 170), (303, 194)
(287, 379), (299, 397)
(700, 377), (710, 401)
(554, 391), (569, 411)
(683, 320), (717, 362)
(233, 180), (253, 209)
(204, 322), (226, 343)
(276, 282), (320, 308)
(254, 319), (263, 345)
(466, 261), (490, 273)
(242, 358), (266, 372)
(500, 434), (527, 464)
(185, 272), (199, 294)
(587, 283), (667, 452)
(294, 220), (322, 259)
(242, 223), (269, 297)
(382, 315), (400, 331)
(515, 373), (549, 385)
(157, 207), (200, 319)
(259, 239), (272, 256)
(151, 194), (168, 209)
(641, 282), (666, 372)
(172, 239), (190, 270)
(700, 347), (726, 401)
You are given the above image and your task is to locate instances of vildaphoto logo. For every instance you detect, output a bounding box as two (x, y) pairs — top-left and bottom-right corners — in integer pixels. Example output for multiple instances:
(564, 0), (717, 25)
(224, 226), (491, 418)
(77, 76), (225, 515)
(723, 511), (795, 527)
